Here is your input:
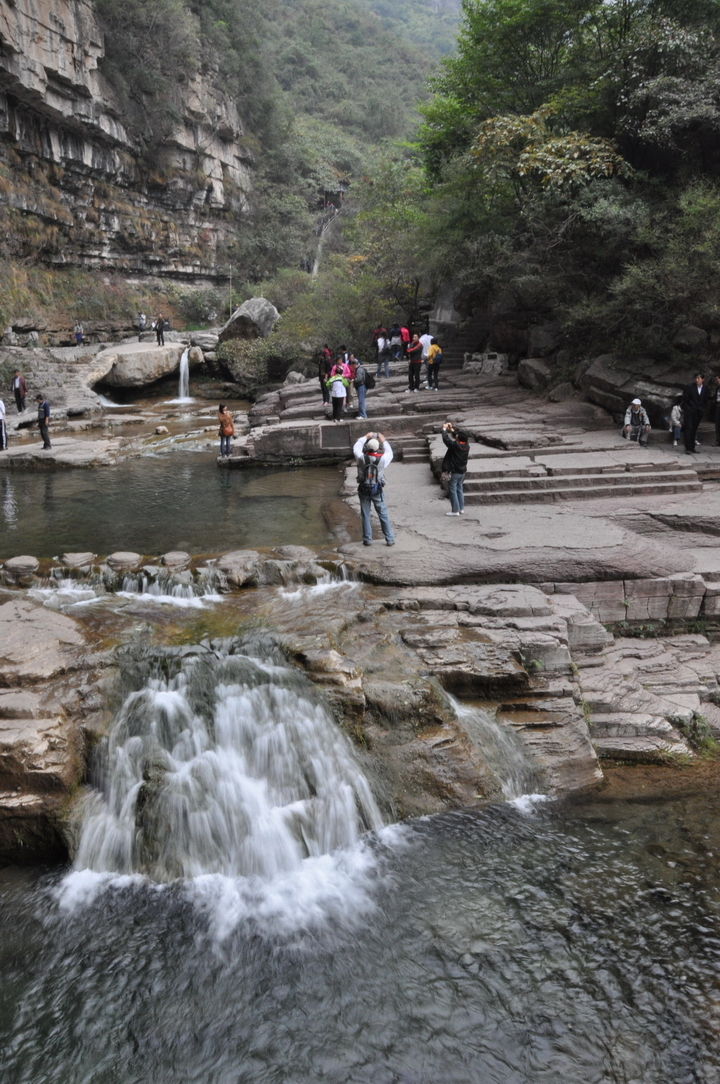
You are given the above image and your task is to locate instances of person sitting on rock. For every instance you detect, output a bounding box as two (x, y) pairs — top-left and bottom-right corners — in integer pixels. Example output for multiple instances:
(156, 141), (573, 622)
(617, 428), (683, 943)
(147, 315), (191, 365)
(670, 398), (683, 447)
(622, 398), (651, 445)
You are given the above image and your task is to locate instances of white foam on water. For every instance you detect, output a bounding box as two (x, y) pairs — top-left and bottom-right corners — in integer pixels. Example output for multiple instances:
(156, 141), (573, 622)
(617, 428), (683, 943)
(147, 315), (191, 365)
(28, 585), (102, 609)
(508, 793), (552, 815)
(116, 590), (223, 609)
(280, 581), (360, 601)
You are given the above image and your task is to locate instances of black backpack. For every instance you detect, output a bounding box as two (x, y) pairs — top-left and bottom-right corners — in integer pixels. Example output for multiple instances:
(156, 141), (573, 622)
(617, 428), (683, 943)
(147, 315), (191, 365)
(358, 454), (383, 496)
(364, 371), (376, 389)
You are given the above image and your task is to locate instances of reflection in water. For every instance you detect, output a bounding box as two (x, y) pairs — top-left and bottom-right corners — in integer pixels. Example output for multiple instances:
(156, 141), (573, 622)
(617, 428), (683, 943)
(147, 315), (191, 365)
(1, 792), (720, 1083)
(0, 458), (348, 557)
(1, 475), (17, 528)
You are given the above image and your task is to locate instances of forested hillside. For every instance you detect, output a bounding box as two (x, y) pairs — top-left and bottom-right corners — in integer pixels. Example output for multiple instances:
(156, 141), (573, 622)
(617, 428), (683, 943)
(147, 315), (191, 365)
(94, 0), (461, 280)
(222, 0), (720, 385)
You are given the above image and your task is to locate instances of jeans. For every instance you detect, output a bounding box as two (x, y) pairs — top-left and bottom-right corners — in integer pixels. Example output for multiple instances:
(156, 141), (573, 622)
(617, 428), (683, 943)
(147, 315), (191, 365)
(408, 363), (421, 391)
(220, 434), (232, 456)
(359, 490), (394, 543)
(356, 384), (367, 417)
(428, 363), (441, 389)
(376, 354), (390, 378)
(449, 472), (465, 512)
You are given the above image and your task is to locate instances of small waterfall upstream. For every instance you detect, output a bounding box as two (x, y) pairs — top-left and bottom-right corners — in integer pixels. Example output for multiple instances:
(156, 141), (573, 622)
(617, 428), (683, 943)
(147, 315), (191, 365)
(172, 346), (193, 403)
(73, 643), (383, 883)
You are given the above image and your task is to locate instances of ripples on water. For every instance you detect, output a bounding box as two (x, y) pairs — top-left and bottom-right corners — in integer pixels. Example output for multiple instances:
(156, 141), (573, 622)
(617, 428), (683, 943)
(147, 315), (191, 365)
(2, 792), (720, 1084)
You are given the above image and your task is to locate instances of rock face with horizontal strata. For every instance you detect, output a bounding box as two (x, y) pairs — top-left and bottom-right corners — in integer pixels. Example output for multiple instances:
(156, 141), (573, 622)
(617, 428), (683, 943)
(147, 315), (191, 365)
(0, 0), (251, 280)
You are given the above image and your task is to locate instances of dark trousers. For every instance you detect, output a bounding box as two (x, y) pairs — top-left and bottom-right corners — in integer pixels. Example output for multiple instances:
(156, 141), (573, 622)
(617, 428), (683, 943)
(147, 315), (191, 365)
(320, 376), (329, 403)
(156, 329), (164, 346)
(408, 363), (421, 391)
(428, 363), (441, 389)
(684, 410), (702, 452)
(332, 396), (345, 421)
(715, 405), (720, 445)
(39, 421), (51, 449)
(14, 390), (24, 413)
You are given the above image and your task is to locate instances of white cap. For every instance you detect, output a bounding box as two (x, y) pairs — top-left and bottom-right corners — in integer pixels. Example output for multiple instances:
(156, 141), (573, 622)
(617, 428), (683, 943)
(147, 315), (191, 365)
(631, 398), (641, 405)
(366, 438), (380, 451)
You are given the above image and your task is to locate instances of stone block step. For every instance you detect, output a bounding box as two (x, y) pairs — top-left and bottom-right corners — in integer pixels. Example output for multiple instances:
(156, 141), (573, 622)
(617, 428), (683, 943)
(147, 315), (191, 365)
(463, 469), (700, 495)
(463, 479), (702, 504)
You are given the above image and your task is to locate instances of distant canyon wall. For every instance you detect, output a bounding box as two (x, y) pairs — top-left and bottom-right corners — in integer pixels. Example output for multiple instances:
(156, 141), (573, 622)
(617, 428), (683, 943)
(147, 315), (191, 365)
(0, 0), (251, 280)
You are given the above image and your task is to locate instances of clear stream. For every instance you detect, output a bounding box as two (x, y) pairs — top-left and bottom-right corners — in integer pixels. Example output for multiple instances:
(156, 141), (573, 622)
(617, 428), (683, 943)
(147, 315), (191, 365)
(1, 789), (719, 1083)
(0, 459), (347, 558)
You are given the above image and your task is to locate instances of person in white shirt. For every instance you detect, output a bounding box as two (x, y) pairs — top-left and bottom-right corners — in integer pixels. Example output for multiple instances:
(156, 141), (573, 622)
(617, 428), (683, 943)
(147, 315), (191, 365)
(419, 331), (433, 385)
(0, 397), (7, 450)
(353, 432), (395, 546)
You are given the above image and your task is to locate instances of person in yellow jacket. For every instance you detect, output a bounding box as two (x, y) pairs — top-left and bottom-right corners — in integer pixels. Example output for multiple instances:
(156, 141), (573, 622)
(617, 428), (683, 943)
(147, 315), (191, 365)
(426, 338), (443, 390)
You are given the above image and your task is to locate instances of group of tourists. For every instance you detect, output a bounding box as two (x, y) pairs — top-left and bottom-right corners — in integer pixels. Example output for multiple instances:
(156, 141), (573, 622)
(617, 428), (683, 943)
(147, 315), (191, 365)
(0, 368), (51, 451)
(622, 371), (720, 454)
(318, 347), (375, 422)
(373, 326), (444, 390)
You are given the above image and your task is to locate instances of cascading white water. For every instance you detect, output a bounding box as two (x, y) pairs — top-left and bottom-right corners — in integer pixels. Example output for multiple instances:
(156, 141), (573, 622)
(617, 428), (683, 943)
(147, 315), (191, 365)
(449, 695), (540, 800)
(177, 346), (192, 401)
(74, 647), (383, 882)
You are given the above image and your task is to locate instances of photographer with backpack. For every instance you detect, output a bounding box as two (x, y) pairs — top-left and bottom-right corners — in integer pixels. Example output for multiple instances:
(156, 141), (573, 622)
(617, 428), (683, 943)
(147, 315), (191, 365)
(353, 431), (395, 547)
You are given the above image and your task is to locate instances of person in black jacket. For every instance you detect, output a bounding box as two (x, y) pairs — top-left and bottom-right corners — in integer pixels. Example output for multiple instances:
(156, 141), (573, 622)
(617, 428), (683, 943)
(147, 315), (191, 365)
(681, 372), (712, 454)
(442, 422), (470, 515)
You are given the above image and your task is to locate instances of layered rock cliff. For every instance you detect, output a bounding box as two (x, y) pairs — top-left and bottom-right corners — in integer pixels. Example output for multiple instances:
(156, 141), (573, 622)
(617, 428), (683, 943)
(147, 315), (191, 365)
(0, 0), (251, 280)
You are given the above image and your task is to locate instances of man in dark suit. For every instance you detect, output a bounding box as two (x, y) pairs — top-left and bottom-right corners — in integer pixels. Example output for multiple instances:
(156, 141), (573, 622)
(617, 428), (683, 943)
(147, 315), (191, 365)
(681, 371), (712, 454)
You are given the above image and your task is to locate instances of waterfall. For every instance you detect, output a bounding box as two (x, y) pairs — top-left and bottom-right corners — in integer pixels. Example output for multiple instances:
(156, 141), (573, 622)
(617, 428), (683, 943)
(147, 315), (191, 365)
(177, 347), (192, 401)
(73, 644), (383, 882)
(449, 695), (540, 800)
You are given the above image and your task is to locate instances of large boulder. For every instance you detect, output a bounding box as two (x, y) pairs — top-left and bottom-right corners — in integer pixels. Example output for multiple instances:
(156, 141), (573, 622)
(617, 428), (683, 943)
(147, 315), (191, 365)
(218, 297), (280, 344)
(672, 325), (707, 351)
(528, 322), (561, 356)
(91, 342), (185, 387)
(517, 357), (553, 389)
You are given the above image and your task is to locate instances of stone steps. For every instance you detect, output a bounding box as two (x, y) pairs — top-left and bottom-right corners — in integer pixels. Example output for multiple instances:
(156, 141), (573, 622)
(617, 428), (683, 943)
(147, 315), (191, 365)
(464, 475), (702, 504)
(464, 468), (700, 494)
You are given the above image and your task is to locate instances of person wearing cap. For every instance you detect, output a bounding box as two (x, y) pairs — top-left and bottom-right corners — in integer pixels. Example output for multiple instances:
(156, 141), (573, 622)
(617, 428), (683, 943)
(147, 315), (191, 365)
(622, 399), (651, 446)
(681, 371), (712, 454)
(352, 431), (395, 546)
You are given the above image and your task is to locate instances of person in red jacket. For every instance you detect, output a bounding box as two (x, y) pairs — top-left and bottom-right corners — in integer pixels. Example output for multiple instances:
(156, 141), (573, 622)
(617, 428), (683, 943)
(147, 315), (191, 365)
(400, 325), (410, 358)
(405, 334), (423, 392)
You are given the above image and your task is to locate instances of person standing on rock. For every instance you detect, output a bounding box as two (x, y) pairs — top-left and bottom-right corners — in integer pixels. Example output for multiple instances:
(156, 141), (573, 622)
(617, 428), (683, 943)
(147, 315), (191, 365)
(138, 313), (147, 332)
(427, 338), (443, 390)
(406, 334), (423, 392)
(622, 399), (651, 446)
(353, 431), (395, 546)
(218, 404), (234, 458)
(400, 324), (410, 357)
(442, 422), (470, 515)
(74, 321), (83, 346)
(11, 369), (27, 413)
(375, 335), (391, 379)
(155, 314), (166, 347)
(353, 357), (372, 419)
(35, 394), (51, 450)
(419, 330), (433, 386)
(327, 364), (349, 422)
(0, 396), (7, 451)
(681, 372), (711, 454)
(318, 346), (333, 405)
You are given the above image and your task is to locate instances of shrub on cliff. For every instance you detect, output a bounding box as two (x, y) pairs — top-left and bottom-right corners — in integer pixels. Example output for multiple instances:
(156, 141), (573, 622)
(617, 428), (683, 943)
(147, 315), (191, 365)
(217, 336), (307, 392)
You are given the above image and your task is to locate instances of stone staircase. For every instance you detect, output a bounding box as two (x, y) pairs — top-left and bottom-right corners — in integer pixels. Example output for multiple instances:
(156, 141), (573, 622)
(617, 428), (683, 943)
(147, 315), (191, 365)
(462, 452), (702, 504)
(396, 435), (429, 463)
